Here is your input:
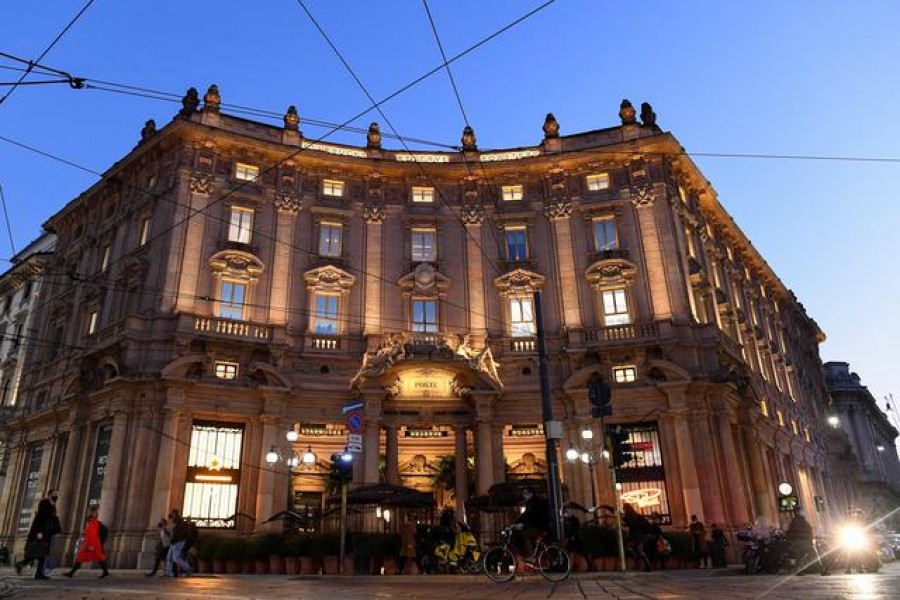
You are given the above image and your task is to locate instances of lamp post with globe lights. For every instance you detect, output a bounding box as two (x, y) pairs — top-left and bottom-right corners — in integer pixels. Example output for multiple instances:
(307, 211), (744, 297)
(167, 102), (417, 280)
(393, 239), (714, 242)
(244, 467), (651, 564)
(265, 425), (317, 530)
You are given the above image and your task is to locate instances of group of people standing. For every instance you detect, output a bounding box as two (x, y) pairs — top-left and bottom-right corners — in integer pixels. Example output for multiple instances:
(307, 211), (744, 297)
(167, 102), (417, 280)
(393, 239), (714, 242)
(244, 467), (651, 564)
(622, 507), (730, 571)
(689, 514), (730, 569)
(145, 508), (198, 577)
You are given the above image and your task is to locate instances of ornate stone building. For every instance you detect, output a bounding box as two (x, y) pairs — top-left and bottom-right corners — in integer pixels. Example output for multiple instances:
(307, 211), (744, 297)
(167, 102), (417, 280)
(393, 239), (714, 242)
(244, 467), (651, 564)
(0, 89), (851, 567)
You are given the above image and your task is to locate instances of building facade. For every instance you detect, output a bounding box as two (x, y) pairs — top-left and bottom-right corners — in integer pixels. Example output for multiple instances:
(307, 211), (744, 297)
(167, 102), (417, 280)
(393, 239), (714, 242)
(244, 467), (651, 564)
(0, 89), (850, 567)
(824, 361), (900, 529)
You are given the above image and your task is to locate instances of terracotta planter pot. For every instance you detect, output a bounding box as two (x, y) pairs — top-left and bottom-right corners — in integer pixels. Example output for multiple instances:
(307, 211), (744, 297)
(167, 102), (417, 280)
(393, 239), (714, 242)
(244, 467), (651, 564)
(342, 554), (354, 575)
(269, 555), (285, 575)
(254, 558), (269, 575)
(285, 556), (300, 575)
(572, 552), (588, 573)
(212, 558), (226, 574)
(322, 555), (340, 574)
(381, 557), (399, 575)
(299, 556), (317, 575)
(401, 558), (419, 575)
(197, 558), (213, 574)
(590, 557), (605, 572)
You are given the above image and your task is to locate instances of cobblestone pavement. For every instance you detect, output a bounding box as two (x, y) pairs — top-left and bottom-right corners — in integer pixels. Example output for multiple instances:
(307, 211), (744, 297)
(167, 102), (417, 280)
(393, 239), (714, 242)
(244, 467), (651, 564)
(0, 562), (898, 599)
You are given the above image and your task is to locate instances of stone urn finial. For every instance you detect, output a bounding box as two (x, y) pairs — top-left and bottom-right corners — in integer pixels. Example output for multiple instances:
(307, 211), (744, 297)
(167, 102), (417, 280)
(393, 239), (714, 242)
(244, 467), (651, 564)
(640, 102), (657, 127)
(619, 99), (636, 125)
(543, 113), (559, 139)
(179, 87), (200, 117)
(461, 125), (477, 151)
(140, 119), (157, 141)
(367, 122), (382, 149)
(203, 84), (221, 113)
(284, 105), (300, 131)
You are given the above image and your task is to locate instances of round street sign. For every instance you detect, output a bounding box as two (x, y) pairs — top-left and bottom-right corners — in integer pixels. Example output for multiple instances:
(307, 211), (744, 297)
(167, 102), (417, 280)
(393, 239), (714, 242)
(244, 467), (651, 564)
(347, 411), (364, 434)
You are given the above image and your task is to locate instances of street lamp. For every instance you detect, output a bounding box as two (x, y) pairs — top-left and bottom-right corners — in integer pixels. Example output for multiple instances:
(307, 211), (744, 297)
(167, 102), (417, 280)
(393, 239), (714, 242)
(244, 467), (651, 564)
(265, 431), (318, 523)
(827, 415), (840, 428)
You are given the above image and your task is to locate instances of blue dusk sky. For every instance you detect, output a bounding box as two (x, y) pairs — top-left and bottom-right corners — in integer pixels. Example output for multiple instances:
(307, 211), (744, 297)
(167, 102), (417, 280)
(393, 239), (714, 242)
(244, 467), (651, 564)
(1, 1), (898, 424)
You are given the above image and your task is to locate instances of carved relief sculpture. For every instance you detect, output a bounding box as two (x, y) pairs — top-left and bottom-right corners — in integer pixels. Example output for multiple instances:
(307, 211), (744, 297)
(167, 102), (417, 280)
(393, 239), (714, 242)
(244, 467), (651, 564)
(203, 84), (221, 113)
(461, 126), (477, 152)
(619, 99), (637, 125)
(640, 102), (657, 127)
(367, 122), (382, 149)
(283, 105), (300, 131)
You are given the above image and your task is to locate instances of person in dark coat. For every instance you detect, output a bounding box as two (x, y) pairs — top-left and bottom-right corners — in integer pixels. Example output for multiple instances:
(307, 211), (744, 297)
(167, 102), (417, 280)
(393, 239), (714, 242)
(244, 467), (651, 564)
(710, 523), (729, 568)
(513, 486), (551, 561)
(623, 503), (653, 571)
(15, 489), (62, 579)
(689, 514), (709, 568)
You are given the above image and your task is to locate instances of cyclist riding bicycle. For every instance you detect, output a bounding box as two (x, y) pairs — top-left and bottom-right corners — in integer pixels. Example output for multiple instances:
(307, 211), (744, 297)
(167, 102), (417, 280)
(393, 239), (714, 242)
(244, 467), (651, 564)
(513, 486), (551, 562)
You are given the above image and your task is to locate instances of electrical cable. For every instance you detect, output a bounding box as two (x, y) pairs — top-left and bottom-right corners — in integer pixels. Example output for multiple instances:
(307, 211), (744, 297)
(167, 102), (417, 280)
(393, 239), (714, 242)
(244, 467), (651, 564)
(0, 182), (16, 257)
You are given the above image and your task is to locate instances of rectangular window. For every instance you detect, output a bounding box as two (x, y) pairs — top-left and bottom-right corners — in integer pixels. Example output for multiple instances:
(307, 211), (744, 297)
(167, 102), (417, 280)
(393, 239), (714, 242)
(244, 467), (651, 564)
(776, 409), (785, 427)
(601, 288), (631, 326)
(411, 186), (435, 203)
(606, 422), (671, 522)
(228, 207), (254, 244)
(586, 173), (610, 191)
(318, 222), (343, 257)
(218, 280), (246, 320)
(322, 179), (344, 197)
(504, 225), (528, 261)
(17, 445), (44, 534)
(87, 311), (99, 335)
(183, 422), (244, 529)
(235, 162), (259, 181)
(411, 299), (438, 333)
(592, 218), (618, 251)
(86, 424), (113, 509)
(214, 362), (239, 380)
(313, 293), (339, 334)
(411, 228), (436, 262)
(139, 217), (151, 246)
(100, 245), (111, 272)
(613, 366), (637, 383)
(509, 296), (535, 337)
(501, 185), (524, 201)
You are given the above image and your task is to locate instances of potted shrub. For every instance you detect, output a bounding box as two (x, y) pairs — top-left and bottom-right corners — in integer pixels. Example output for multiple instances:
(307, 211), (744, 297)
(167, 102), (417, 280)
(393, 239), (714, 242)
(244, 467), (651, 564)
(578, 525), (618, 571)
(665, 531), (692, 569)
(296, 535), (317, 575)
(280, 535), (302, 575)
(194, 535), (220, 574)
(220, 536), (245, 574)
(313, 533), (342, 574)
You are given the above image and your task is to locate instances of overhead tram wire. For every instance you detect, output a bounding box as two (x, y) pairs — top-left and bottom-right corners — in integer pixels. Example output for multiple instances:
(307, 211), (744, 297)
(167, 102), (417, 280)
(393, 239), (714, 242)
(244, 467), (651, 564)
(0, 0), (95, 106)
(0, 182), (16, 256)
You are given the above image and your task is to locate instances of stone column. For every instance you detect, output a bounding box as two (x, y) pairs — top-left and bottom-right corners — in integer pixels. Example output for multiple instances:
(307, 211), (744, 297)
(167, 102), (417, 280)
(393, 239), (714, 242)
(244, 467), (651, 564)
(714, 409), (749, 527)
(631, 188), (672, 320)
(363, 202), (385, 336)
(463, 209), (487, 342)
(544, 200), (583, 331)
(492, 425), (506, 485)
(741, 424), (772, 524)
(659, 385), (704, 522)
(690, 409), (726, 524)
(148, 410), (184, 526)
(255, 416), (279, 528)
(475, 420), (494, 496)
(98, 411), (130, 528)
(454, 426), (469, 521)
(363, 397), (383, 484)
(385, 425), (399, 485)
(268, 202), (299, 325)
(171, 173), (210, 314)
(55, 417), (86, 525)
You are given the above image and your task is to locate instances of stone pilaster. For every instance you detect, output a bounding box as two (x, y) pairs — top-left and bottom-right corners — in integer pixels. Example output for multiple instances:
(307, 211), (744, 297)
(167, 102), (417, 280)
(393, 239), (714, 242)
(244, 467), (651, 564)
(463, 209), (487, 341)
(632, 188), (673, 320)
(268, 205), (298, 325)
(544, 200), (583, 331)
(98, 411), (130, 528)
(454, 426), (469, 521)
(385, 425), (399, 485)
(172, 173), (210, 314)
(363, 203), (385, 336)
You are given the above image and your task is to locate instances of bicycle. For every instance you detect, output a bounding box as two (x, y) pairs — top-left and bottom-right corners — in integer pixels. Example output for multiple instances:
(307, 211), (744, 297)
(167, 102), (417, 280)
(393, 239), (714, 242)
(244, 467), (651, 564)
(482, 524), (571, 582)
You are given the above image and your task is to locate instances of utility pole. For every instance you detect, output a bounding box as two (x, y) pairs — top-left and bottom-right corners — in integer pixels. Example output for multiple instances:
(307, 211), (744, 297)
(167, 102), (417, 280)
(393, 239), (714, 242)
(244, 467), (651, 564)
(534, 290), (564, 542)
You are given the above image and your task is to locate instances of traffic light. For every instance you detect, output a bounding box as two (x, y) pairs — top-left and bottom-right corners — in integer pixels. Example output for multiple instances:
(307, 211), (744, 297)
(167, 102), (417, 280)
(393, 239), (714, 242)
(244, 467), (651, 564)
(588, 379), (612, 418)
(330, 452), (353, 483)
(609, 426), (633, 466)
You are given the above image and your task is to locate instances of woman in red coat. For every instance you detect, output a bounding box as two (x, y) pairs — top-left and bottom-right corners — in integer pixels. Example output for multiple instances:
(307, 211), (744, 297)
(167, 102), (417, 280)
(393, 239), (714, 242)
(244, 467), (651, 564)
(63, 507), (110, 578)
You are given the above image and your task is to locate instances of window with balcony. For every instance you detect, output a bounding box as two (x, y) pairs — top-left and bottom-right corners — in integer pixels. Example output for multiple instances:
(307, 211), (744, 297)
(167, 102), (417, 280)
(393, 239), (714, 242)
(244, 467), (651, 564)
(411, 228), (436, 262)
(411, 299), (438, 333)
(322, 179), (344, 197)
(601, 288), (631, 326)
(318, 222), (343, 257)
(313, 293), (340, 334)
(509, 296), (535, 337)
(214, 362), (238, 380)
(228, 207), (254, 244)
(183, 422), (244, 529)
(592, 218), (618, 251)
(235, 162), (259, 182)
(586, 173), (609, 191)
(411, 186), (435, 203)
(504, 225), (528, 261)
(501, 185), (524, 201)
(218, 280), (246, 320)
(613, 366), (637, 383)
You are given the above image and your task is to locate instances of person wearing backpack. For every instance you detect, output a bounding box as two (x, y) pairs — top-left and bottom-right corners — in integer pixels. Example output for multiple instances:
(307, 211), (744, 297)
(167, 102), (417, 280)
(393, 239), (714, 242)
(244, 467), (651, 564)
(166, 509), (193, 577)
(63, 506), (110, 578)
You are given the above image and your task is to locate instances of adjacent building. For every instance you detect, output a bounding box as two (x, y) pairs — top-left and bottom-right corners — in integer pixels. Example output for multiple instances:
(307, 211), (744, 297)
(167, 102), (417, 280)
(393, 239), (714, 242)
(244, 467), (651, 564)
(0, 88), (851, 567)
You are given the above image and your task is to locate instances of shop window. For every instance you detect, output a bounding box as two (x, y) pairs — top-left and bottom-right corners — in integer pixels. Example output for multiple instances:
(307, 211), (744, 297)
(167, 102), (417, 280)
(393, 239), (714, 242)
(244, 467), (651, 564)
(607, 422), (671, 522)
(183, 422), (244, 529)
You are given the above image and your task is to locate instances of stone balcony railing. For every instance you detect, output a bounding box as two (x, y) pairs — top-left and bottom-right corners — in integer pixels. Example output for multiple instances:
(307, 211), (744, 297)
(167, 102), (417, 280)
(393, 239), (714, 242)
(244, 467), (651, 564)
(583, 322), (658, 346)
(193, 316), (271, 341)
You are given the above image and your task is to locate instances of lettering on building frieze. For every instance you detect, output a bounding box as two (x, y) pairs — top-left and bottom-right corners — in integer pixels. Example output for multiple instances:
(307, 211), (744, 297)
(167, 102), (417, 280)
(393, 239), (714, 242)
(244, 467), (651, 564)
(395, 153), (449, 163)
(479, 149), (541, 162)
(274, 192), (302, 214)
(190, 174), (215, 195)
(543, 197), (573, 220)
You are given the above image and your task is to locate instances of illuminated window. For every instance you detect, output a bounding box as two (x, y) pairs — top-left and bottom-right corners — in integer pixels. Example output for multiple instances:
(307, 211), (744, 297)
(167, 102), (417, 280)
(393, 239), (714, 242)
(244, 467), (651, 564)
(235, 163), (259, 181)
(504, 225), (528, 261)
(139, 217), (151, 246)
(608, 422), (671, 520)
(776, 409), (785, 427)
(318, 222), (343, 257)
(313, 293), (339, 334)
(613, 366), (637, 383)
(508, 296), (535, 337)
(411, 228), (436, 262)
(760, 399), (769, 417)
(411, 186), (435, 203)
(322, 179), (344, 197)
(592, 218), (618, 251)
(791, 419), (799, 436)
(501, 185), (524, 201)
(601, 288), (631, 326)
(411, 299), (438, 333)
(804, 427), (811, 443)
(87, 311), (99, 335)
(228, 207), (254, 244)
(214, 362), (238, 380)
(218, 280), (246, 320)
(100, 245), (111, 272)
(585, 173), (609, 191)
(183, 422), (244, 529)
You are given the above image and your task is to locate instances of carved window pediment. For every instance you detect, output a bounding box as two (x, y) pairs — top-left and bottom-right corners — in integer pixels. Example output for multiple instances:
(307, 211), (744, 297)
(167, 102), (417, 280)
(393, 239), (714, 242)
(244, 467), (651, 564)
(585, 258), (638, 288)
(208, 250), (265, 282)
(304, 264), (355, 293)
(493, 268), (545, 296)
(398, 262), (449, 297)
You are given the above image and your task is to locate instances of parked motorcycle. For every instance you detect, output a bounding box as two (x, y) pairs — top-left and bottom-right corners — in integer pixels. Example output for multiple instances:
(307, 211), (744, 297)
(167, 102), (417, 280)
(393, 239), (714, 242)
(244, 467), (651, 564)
(737, 530), (821, 574)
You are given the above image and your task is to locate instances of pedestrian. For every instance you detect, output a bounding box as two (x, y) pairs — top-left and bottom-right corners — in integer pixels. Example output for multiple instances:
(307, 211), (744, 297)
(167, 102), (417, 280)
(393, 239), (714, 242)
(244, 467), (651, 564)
(648, 512), (668, 570)
(689, 514), (709, 568)
(513, 486), (551, 562)
(623, 503), (653, 571)
(165, 509), (193, 577)
(710, 523), (729, 568)
(15, 488), (62, 580)
(146, 516), (171, 576)
(399, 513), (419, 574)
(63, 506), (110, 578)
